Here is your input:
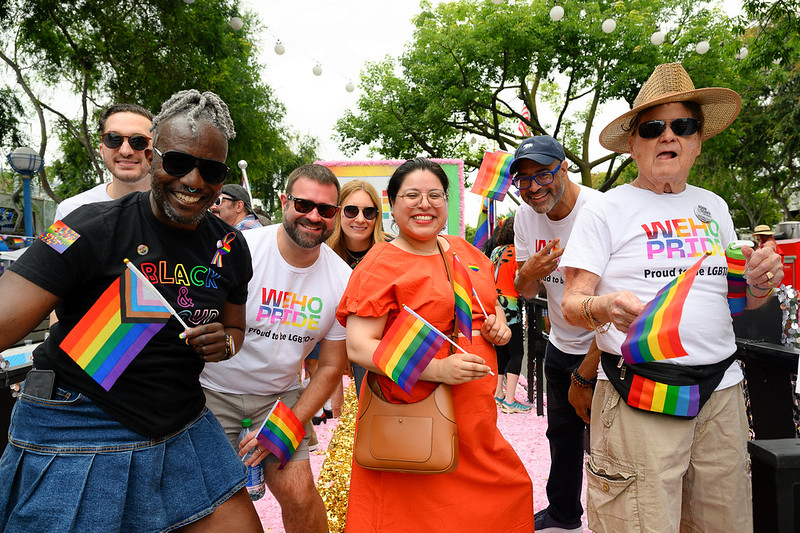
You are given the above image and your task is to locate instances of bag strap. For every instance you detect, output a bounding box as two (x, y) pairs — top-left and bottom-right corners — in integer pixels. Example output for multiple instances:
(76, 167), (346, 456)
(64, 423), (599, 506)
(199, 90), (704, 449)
(437, 238), (459, 352)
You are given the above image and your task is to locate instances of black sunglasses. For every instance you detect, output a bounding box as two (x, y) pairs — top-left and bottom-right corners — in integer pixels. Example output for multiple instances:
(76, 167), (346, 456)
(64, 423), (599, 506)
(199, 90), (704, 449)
(286, 194), (339, 218)
(153, 147), (229, 184)
(342, 205), (379, 220)
(102, 132), (150, 151)
(637, 118), (700, 139)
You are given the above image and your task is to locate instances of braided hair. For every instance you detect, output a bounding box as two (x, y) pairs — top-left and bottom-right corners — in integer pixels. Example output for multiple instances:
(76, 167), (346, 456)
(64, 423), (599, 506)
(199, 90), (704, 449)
(151, 89), (236, 139)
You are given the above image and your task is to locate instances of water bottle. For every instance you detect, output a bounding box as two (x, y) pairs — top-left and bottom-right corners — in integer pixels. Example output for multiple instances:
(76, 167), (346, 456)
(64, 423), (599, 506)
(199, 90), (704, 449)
(238, 418), (265, 501)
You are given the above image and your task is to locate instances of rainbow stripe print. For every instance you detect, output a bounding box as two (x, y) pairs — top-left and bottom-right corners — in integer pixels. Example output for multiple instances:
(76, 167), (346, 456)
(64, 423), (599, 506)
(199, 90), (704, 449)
(621, 252), (710, 365)
(452, 253), (473, 341)
(40, 220), (80, 254)
(471, 151), (513, 201)
(725, 243), (747, 316)
(256, 400), (306, 470)
(625, 373), (700, 417)
(372, 306), (447, 394)
(60, 268), (172, 390)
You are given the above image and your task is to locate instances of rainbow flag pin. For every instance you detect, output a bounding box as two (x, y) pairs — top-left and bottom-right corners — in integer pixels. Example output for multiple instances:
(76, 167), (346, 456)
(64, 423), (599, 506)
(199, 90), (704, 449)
(471, 151), (513, 201)
(256, 400), (306, 470)
(620, 252), (711, 365)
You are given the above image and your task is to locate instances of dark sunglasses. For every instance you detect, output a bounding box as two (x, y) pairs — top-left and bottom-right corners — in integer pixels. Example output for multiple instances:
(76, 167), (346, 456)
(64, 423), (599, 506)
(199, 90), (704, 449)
(102, 132), (150, 151)
(153, 147), (229, 184)
(286, 194), (339, 218)
(342, 205), (379, 220)
(637, 118), (700, 139)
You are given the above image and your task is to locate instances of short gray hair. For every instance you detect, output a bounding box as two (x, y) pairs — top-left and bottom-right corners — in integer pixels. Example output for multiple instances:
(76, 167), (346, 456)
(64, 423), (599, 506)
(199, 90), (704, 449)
(151, 90), (236, 139)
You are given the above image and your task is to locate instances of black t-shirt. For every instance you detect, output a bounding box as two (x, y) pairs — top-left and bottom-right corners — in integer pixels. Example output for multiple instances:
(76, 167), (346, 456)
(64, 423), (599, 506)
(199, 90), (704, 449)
(11, 192), (253, 437)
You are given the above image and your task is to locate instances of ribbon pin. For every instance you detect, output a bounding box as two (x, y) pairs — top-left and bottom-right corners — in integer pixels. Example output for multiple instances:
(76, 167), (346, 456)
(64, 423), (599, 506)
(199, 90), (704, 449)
(211, 232), (236, 268)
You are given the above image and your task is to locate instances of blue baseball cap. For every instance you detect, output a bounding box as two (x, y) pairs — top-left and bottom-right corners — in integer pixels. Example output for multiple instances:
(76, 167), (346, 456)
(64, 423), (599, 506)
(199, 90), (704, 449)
(509, 136), (565, 176)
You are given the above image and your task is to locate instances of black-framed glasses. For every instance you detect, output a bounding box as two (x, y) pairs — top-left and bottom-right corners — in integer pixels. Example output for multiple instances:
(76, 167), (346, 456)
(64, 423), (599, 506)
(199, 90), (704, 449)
(512, 166), (560, 190)
(153, 147), (229, 184)
(102, 132), (150, 151)
(286, 194), (339, 218)
(213, 196), (236, 206)
(342, 205), (379, 220)
(637, 118), (700, 139)
(397, 190), (447, 208)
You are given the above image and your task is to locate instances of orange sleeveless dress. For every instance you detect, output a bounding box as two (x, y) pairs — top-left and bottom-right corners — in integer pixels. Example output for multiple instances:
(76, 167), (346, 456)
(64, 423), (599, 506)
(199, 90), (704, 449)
(336, 236), (534, 532)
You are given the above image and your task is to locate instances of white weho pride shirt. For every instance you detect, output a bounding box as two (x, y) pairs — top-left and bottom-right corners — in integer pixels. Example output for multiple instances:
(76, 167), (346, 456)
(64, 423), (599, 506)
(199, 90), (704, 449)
(514, 184), (602, 355)
(200, 224), (351, 395)
(559, 183), (742, 389)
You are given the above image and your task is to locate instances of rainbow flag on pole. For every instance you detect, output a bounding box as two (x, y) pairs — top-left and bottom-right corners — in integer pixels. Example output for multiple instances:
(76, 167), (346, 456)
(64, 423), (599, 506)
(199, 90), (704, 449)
(256, 400), (306, 470)
(373, 305), (448, 393)
(60, 268), (172, 390)
(472, 197), (494, 250)
(620, 252), (711, 365)
(452, 253), (473, 342)
(471, 151), (513, 201)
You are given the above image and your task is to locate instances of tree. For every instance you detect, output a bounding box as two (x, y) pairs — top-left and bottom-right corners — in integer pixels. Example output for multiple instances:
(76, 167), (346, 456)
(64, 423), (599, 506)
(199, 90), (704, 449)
(335, 0), (740, 188)
(0, 0), (316, 214)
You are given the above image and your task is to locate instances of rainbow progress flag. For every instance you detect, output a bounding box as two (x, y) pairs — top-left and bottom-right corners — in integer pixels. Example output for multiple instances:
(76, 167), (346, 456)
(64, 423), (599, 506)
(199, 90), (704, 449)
(620, 252), (710, 365)
(256, 400), (306, 470)
(625, 374), (700, 418)
(60, 267), (172, 390)
(471, 151), (513, 201)
(472, 197), (494, 250)
(452, 253), (473, 342)
(373, 305), (447, 394)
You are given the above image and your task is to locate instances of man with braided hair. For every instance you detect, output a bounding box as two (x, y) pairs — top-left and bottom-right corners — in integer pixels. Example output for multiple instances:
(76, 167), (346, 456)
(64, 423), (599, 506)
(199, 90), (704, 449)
(0, 89), (263, 531)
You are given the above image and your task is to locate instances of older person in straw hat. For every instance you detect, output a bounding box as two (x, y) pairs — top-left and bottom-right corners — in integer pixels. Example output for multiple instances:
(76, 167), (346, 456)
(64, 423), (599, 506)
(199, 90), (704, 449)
(753, 224), (777, 249)
(559, 63), (783, 532)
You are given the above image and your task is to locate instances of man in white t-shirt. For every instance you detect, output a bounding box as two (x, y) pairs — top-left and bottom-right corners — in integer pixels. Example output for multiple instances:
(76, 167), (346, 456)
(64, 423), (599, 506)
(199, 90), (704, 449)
(54, 103), (153, 221)
(201, 164), (350, 533)
(511, 135), (601, 533)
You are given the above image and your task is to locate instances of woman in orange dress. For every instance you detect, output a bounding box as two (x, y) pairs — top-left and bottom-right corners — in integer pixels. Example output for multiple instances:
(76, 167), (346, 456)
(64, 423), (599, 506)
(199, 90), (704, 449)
(336, 158), (534, 531)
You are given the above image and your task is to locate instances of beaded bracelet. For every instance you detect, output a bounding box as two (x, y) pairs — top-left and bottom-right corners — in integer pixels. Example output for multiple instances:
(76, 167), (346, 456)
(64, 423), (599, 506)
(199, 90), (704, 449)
(571, 369), (596, 389)
(747, 284), (774, 299)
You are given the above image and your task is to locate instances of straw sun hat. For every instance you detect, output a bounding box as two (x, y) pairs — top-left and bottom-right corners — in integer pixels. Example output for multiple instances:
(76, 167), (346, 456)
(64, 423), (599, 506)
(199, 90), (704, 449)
(599, 63), (742, 154)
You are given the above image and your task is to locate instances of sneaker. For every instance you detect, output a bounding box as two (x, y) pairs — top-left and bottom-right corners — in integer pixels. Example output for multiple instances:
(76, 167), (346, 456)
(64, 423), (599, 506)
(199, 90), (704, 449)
(500, 400), (532, 414)
(534, 509), (582, 533)
(494, 396), (504, 406)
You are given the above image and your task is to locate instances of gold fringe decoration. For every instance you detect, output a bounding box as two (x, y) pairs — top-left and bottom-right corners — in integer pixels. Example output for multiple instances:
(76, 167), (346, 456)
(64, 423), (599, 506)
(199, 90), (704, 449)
(317, 382), (357, 532)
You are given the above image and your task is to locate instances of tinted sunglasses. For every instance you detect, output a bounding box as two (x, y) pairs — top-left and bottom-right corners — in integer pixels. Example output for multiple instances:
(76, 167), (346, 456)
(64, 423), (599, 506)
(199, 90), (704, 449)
(102, 132), (150, 151)
(286, 194), (339, 218)
(342, 205), (379, 220)
(637, 118), (700, 139)
(153, 147), (229, 184)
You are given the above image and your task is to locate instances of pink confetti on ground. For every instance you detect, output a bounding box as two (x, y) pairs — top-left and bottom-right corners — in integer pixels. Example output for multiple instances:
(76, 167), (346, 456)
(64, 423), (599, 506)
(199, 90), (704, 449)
(254, 376), (591, 532)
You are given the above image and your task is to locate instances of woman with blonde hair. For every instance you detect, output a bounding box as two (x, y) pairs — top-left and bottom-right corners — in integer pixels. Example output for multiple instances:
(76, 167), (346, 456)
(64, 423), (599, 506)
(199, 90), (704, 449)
(327, 180), (388, 268)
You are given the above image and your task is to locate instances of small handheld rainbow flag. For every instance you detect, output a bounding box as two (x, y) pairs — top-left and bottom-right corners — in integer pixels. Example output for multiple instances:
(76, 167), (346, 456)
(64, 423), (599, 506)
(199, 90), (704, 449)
(471, 151), (513, 201)
(60, 265), (173, 390)
(373, 305), (448, 393)
(472, 197), (494, 250)
(452, 253), (473, 342)
(256, 400), (306, 470)
(621, 252), (711, 365)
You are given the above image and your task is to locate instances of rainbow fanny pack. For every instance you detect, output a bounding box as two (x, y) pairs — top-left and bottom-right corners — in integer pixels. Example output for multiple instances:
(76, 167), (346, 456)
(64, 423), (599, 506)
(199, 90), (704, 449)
(601, 352), (737, 419)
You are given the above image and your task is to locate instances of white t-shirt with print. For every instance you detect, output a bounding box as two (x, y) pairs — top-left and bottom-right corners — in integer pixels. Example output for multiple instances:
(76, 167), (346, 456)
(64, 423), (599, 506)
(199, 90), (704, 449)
(200, 224), (351, 395)
(514, 184), (602, 355)
(54, 182), (111, 221)
(559, 183), (742, 389)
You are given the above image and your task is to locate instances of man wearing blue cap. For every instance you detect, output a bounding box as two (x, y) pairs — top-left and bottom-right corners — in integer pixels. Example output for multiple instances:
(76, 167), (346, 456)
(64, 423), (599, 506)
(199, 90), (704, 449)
(511, 135), (601, 533)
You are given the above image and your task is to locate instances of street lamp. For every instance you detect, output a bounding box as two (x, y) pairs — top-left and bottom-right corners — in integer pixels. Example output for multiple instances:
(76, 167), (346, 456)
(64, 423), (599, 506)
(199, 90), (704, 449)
(6, 147), (44, 240)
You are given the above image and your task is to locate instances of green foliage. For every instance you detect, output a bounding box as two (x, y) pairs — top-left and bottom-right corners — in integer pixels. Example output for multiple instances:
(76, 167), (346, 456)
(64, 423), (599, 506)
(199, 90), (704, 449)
(0, 87), (26, 149)
(1, 0), (315, 207)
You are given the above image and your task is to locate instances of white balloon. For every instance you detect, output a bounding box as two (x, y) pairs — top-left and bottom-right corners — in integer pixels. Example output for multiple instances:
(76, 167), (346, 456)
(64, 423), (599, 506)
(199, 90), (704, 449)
(696, 41), (710, 54)
(738, 46), (749, 59)
(491, 0), (503, 4)
(650, 31), (665, 46)
(183, 0), (194, 3)
(549, 6), (565, 22)
(229, 17), (243, 31)
(602, 18), (616, 34)
(345, 82), (355, 93)
(274, 42), (286, 55)
(238, 160), (248, 169)
(312, 64), (323, 76)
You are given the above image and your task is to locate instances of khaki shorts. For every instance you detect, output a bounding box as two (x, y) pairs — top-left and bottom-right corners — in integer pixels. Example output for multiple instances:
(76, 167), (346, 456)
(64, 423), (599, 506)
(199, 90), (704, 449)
(203, 386), (312, 463)
(586, 380), (752, 533)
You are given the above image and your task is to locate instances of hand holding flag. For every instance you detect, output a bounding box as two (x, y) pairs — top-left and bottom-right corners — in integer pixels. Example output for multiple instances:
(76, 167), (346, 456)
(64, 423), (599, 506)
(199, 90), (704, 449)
(255, 400), (306, 470)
